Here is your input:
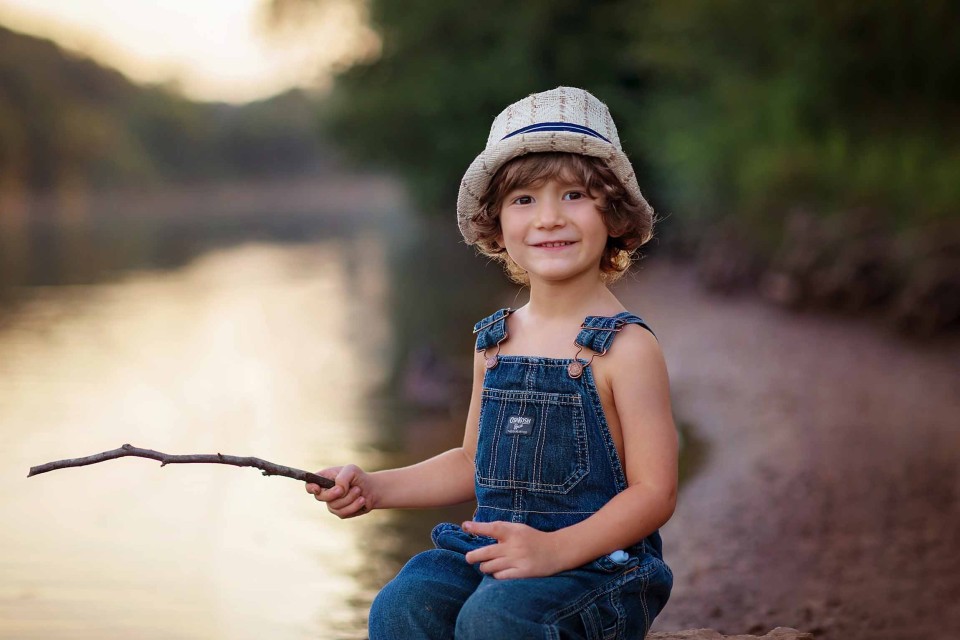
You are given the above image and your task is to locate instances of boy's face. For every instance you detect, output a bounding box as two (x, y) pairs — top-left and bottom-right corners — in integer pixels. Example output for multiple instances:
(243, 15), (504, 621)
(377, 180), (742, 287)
(497, 176), (609, 285)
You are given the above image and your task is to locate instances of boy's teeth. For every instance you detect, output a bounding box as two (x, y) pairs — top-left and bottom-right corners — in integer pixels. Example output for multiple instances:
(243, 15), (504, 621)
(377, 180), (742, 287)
(540, 242), (570, 247)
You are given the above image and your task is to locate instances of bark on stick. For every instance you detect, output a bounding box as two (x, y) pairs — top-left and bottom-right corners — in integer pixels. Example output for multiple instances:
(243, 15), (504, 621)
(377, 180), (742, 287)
(27, 444), (334, 488)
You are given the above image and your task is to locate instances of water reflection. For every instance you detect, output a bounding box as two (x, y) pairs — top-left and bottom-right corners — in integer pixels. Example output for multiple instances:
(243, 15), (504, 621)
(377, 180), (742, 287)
(0, 215), (497, 639)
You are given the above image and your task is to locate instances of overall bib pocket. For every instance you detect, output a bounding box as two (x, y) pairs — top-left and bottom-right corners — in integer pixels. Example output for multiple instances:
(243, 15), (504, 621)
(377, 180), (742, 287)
(476, 387), (588, 493)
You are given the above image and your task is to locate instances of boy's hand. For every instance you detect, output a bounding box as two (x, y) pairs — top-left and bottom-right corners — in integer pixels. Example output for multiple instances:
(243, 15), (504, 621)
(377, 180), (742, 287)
(462, 520), (565, 579)
(305, 464), (372, 519)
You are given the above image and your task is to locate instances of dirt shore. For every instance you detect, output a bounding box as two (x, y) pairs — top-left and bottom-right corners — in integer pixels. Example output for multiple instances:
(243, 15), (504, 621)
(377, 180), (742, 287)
(619, 260), (960, 639)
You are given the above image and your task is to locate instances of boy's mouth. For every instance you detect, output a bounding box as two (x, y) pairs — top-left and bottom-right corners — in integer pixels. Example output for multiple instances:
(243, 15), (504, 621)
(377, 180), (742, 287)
(532, 241), (576, 248)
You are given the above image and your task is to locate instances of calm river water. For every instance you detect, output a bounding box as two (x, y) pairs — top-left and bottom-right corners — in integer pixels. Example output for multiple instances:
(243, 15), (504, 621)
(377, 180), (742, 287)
(0, 196), (508, 639)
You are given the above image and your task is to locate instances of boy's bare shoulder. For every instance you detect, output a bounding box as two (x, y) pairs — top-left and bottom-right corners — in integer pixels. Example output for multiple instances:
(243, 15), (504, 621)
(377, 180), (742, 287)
(610, 322), (662, 357)
(602, 322), (666, 380)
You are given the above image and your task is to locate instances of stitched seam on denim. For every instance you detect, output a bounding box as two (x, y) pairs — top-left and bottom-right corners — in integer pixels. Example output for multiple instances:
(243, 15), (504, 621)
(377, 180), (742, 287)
(639, 556), (664, 578)
(640, 567), (650, 637)
(475, 477), (583, 493)
(576, 396), (590, 486)
(546, 623), (560, 640)
(489, 357), (585, 366)
(481, 395), (583, 407)
(542, 573), (630, 627)
(549, 578), (616, 623)
(512, 374), (530, 489)
(475, 394), (487, 481)
(509, 407), (519, 492)
(583, 603), (602, 640)
(482, 388), (583, 405)
(476, 503), (596, 515)
(534, 398), (546, 487)
(611, 588), (626, 640)
(490, 393), (506, 480)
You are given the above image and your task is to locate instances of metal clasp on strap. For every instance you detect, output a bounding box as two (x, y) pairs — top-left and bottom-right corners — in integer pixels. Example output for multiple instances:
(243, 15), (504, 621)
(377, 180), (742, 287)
(476, 309), (514, 369)
(567, 320), (624, 379)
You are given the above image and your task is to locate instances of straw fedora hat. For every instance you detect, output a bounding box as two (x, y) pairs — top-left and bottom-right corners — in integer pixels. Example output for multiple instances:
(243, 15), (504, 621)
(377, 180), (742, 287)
(457, 86), (650, 244)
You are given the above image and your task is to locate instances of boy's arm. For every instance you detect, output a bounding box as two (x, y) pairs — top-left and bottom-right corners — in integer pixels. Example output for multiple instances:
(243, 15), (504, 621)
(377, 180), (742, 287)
(307, 349), (485, 515)
(464, 325), (678, 577)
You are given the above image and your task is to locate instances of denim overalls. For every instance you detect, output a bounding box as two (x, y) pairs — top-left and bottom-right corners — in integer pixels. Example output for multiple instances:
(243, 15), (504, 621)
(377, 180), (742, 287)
(369, 309), (673, 640)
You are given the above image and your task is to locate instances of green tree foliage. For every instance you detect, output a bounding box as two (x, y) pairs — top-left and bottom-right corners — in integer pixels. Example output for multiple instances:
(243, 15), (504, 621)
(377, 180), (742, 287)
(307, 0), (958, 242)
(0, 25), (331, 194)
(636, 0), (960, 243)
(314, 0), (654, 213)
(0, 25), (144, 190)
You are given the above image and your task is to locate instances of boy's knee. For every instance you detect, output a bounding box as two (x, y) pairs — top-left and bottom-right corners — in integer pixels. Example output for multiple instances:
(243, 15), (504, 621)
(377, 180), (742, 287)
(456, 589), (541, 640)
(370, 549), (478, 640)
(369, 570), (444, 639)
(369, 579), (422, 638)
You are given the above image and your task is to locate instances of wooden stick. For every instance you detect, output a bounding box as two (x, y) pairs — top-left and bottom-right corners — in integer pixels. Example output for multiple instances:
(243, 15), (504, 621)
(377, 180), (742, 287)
(27, 443), (335, 488)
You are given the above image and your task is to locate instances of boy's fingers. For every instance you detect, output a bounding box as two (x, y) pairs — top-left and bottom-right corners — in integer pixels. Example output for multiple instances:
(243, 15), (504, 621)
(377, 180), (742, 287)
(462, 520), (504, 539)
(312, 485), (345, 502)
(493, 568), (520, 580)
(327, 486), (362, 510)
(332, 496), (367, 519)
(464, 543), (499, 565)
(334, 465), (359, 491)
(477, 557), (511, 575)
(306, 467), (343, 496)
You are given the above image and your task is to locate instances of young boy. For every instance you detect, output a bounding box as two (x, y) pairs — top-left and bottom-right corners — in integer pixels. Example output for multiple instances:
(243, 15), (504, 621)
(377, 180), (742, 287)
(307, 86), (677, 639)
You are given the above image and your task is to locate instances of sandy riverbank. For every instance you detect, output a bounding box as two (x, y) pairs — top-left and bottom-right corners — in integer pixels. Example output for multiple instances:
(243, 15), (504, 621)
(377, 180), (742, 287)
(619, 259), (960, 639)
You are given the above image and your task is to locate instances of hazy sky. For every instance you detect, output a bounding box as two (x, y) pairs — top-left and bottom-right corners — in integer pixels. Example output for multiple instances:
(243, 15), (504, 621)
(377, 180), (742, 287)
(0, 0), (377, 103)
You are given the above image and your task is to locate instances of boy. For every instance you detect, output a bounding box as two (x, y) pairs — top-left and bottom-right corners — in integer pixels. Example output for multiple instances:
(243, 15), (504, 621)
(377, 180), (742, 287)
(308, 86), (677, 639)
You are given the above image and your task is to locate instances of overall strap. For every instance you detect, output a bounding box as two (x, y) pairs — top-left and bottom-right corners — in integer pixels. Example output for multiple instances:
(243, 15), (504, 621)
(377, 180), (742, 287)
(574, 312), (656, 354)
(473, 308), (514, 352)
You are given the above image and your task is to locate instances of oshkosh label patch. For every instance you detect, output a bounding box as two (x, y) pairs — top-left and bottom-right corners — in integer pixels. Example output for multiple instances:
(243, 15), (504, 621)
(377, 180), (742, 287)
(505, 415), (534, 435)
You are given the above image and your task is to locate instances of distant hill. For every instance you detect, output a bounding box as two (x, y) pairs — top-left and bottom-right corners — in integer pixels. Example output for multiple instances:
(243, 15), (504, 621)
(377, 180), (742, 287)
(0, 23), (333, 195)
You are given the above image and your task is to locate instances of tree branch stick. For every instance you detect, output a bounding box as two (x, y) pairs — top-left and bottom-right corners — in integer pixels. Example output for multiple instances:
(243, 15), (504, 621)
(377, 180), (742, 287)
(27, 444), (334, 488)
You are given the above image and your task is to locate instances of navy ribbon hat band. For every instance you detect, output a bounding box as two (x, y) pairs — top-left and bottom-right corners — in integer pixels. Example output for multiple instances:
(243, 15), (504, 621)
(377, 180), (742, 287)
(501, 121), (611, 144)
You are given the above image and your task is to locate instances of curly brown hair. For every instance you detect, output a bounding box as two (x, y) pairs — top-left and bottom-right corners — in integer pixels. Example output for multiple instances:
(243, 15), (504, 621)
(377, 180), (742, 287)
(466, 152), (657, 285)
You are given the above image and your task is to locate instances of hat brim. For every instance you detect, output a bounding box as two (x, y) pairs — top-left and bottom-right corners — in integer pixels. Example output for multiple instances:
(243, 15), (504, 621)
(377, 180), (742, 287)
(457, 131), (649, 243)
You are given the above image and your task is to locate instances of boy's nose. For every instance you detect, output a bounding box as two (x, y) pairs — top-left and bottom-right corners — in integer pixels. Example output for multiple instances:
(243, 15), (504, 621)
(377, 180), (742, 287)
(535, 202), (564, 228)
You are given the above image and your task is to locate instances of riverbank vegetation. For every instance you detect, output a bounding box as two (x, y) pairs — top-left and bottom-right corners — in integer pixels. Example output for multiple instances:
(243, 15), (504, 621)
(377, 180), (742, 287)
(0, 25), (332, 198)
(303, 1), (959, 335)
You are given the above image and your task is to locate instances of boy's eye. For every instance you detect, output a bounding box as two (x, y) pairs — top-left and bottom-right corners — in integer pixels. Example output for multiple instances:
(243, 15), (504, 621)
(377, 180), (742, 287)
(563, 191), (585, 201)
(512, 195), (533, 205)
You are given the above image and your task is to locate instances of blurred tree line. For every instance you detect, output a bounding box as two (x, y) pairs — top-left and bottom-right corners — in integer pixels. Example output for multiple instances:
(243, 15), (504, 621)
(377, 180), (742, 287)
(0, 24), (332, 198)
(282, 0), (958, 334)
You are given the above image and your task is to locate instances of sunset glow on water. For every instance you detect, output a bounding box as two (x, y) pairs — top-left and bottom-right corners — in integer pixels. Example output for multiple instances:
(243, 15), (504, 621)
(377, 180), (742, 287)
(1, 241), (400, 638)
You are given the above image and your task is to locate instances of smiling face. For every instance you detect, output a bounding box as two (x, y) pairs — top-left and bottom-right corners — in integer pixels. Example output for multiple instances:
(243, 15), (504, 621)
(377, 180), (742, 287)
(496, 177), (610, 285)
(470, 152), (655, 286)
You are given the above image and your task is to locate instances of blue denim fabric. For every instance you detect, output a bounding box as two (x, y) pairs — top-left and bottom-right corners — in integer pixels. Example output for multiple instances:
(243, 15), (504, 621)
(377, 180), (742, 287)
(369, 310), (673, 639)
